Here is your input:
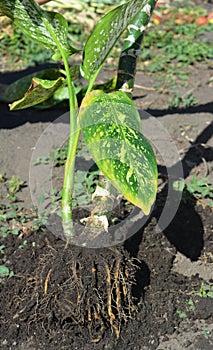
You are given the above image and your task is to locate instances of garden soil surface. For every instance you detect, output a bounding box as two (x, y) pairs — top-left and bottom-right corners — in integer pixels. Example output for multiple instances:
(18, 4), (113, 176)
(0, 56), (213, 350)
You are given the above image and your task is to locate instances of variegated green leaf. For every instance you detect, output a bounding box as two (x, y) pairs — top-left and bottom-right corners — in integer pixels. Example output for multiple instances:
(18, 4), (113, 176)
(79, 90), (158, 215)
(122, 0), (156, 51)
(0, 0), (78, 58)
(81, 0), (154, 81)
(9, 77), (64, 110)
(0, 68), (62, 103)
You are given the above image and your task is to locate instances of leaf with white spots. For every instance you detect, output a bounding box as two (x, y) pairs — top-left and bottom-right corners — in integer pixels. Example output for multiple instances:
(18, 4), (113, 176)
(81, 0), (154, 81)
(122, 0), (156, 51)
(79, 90), (158, 215)
(0, 68), (63, 103)
(9, 77), (64, 110)
(0, 0), (78, 58)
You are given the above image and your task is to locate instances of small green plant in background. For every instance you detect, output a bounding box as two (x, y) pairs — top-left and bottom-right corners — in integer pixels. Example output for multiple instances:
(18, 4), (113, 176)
(186, 175), (213, 199)
(0, 174), (25, 202)
(176, 285), (213, 320)
(139, 6), (213, 103)
(0, 24), (53, 69)
(6, 176), (25, 200)
(0, 265), (14, 279)
(167, 91), (197, 109)
(33, 145), (68, 167)
(195, 283), (213, 298)
(0, 0), (158, 240)
(177, 298), (195, 317)
(0, 174), (48, 246)
(176, 309), (187, 319)
(50, 145), (69, 167)
(186, 299), (195, 311)
(176, 298), (196, 319)
(141, 10), (213, 71)
(0, 201), (47, 236)
(173, 175), (213, 207)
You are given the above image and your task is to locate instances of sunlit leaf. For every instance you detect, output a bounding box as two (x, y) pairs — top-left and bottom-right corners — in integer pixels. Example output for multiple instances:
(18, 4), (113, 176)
(0, 65), (80, 108)
(9, 77), (64, 110)
(79, 90), (158, 214)
(0, 0), (78, 58)
(81, 0), (154, 80)
(0, 68), (62, 103)
(0, 265), (10, 277)
(122, 0), (156, 51)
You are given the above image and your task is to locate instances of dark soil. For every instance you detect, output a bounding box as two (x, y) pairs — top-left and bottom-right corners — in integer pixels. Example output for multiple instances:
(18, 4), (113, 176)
(0, 193), (213, 349)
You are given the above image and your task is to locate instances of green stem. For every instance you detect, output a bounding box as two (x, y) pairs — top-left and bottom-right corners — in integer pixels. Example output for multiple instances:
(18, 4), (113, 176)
(86, 67), (102, 95)
(42, 18), (79, 237)
(40, 18), (80, 240)
(60, 54), (80, 236)
(61, 63), (102, 238)
(61, 60), (101, 238)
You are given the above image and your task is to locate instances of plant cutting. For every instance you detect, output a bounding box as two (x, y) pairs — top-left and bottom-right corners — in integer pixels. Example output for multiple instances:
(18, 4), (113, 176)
(0, 0), (158, 241)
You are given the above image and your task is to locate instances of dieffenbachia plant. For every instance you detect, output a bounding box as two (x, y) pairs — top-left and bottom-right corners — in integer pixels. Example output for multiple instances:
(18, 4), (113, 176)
(0, 0), (158, 239)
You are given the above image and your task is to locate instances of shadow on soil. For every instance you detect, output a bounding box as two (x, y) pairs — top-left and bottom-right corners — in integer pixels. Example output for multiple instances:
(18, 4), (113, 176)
(125, 184), (204, 265)
(147, 102), (213, 117)
(125, 120), (212, 263)
(159, 121), (213, 178)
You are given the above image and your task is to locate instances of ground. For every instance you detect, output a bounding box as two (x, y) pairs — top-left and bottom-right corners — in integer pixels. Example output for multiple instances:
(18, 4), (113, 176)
(0, 1), (213, 349)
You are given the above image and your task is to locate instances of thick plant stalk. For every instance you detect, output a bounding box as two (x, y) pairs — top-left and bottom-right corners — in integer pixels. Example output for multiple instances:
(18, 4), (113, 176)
(60, 54), (79, 237)
(42, 17), (79, 237)
(116, 0), (157, 93)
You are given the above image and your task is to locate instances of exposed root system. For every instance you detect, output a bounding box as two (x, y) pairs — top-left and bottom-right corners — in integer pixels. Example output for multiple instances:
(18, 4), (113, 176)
(12, 243), (139, 343)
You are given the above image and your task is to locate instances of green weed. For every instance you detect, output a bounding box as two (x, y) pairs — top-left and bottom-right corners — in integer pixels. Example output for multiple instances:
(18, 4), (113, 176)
(173, 175), (213, 207)
(185, 299), (195, 312)
(196, 283), (213, 298)
(177, 298), (195, 319)
(33, 156), (49, 166)
(176, 309), (187, 319)
(142, 21), (213, 71)
(0, 265), (14, 279)
(34, 145), (68, 167)
(140, 9), (213, 104)
(0, 174), (25, 202)
(0, 25), (53, 69)
(187, 175), (213, 199)
(50, 145), (68, 167)
(167, 91), (197, 109)
(6, 175), (24, 195)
